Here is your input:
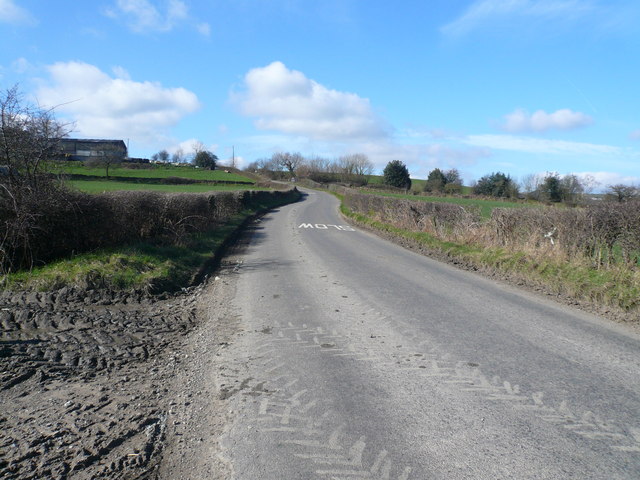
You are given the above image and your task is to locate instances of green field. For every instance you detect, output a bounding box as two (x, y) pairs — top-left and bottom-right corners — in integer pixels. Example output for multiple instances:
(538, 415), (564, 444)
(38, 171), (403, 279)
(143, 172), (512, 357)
(54, 162), (254, 183)
(359, 189), (534, 218)
(69, 180), (262, 194)
(366, 175), (426, 190)
(365, 175), (473, 195)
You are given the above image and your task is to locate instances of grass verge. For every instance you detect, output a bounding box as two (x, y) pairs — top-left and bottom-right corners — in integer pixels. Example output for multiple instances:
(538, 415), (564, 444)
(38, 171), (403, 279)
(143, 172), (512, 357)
(341, 205), (640, 315)
(3, 221), (240, 293)
(3, 194), (298, 293)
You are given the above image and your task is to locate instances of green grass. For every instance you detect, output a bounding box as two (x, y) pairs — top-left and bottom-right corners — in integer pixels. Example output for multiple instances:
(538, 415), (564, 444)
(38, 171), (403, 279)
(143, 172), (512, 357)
(366, 175), (474, 194)
(70, 180), (263, 194)
(3, 188), (300, 293)
(359, 189), (533, 218)
(340, 205), (640, 313)
(365, 175), (426, 190)
(3, 189), (299, 292)
(52, 163), (254, 183)
(3, 219), (243, 292)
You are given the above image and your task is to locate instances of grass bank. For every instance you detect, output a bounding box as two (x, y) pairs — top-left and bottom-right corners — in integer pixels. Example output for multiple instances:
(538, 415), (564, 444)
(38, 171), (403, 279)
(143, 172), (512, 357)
(3, 192), (299, 293)
(359, 189), (535, 218)
(70, 180), (262, 194)
(340, 201), (640, 321)
(54, 163), (254, 183)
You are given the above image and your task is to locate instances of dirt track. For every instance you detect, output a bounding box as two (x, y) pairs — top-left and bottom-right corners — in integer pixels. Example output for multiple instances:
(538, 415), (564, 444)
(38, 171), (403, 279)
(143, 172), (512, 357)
(0, 282), (212, 479)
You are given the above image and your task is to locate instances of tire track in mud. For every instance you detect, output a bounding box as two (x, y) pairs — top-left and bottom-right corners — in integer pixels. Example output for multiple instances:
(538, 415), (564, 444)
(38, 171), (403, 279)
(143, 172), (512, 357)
(0, 287), (204, 479)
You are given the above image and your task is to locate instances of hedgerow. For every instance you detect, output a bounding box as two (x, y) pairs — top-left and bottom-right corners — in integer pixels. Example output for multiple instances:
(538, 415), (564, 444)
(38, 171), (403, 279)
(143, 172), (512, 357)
(1, 189), (299, 273)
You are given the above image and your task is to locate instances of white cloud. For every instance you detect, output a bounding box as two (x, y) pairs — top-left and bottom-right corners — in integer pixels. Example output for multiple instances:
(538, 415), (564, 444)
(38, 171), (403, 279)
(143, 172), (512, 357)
(37, 61), (200, 145)
(111, 65), (131, 80)
(233, 61), (389, 141)
(401, 126), (458, 140)
(196, 22), (211, 36)
(170, 138), (217, 155)
(465, 134), (621, 156)
(442, 0), (596, 36)
(501, 108), (593, 133)
(11, 57), (32, 74)
(420, 143), (492, 166)
(106, 0), (207, 34)
(0, 0), (36, 25)
(577, 171), (640, 187)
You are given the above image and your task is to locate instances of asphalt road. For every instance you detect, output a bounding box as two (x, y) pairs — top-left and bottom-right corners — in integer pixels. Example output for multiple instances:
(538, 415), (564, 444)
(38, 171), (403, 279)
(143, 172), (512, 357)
(217, 188), (640, 479)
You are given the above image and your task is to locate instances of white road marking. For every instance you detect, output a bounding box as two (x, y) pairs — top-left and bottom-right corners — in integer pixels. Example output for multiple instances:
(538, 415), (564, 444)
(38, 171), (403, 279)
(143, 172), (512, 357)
(298, 223), (356, 231)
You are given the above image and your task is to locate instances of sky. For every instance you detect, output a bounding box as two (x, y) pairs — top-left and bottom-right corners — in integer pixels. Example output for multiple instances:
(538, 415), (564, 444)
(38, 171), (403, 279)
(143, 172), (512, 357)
(1, 0), (639, 188)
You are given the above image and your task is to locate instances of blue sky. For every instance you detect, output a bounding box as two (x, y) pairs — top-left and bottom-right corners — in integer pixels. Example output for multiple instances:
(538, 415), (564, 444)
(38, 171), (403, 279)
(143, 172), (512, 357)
(1, 0), (639, 188)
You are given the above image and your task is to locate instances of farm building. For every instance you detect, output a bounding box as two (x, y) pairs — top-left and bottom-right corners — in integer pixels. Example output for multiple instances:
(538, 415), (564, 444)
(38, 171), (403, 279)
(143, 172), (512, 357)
(59, 139), (127, 161)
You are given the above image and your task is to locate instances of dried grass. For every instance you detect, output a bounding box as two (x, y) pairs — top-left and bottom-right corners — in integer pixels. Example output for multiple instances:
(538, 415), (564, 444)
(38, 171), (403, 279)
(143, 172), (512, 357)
(345, 192), (640, 269)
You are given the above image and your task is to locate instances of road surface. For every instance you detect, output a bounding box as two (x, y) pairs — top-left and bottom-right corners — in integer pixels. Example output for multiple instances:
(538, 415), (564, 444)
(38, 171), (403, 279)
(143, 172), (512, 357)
(212, 189), (640, 479)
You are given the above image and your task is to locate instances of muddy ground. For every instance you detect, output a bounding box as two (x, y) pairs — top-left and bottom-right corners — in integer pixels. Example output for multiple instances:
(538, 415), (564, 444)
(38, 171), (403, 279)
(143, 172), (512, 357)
(0, 276), (230, 479)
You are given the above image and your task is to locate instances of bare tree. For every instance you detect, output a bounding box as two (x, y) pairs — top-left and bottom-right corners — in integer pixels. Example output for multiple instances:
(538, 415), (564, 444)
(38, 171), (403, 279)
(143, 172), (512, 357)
(84, 143), (126, 179)
(605, 184), (639, 202)
(273, 151), (304, 178)
(192, 141), (206, 155)
(343, 153), (374, 176)
(157, 149), (170, 163)
(1, 85), (69, 193)
(559, 174), (585, 205)
(579, 174), (599, 195)
(520, 173), (543, 200)
(335, 154), (373, 184)
(0, 85), (71, 272)
(307, 155), (331, 174)
(171, 147), (185, 164)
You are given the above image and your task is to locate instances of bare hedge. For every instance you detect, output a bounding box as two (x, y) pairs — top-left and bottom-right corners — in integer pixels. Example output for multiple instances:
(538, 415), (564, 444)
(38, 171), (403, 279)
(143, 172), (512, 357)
(345, 192), (640, 267)
(491, 200), (640, 266)
(1, 188), (299, 272)
(344, 192), (481, 240)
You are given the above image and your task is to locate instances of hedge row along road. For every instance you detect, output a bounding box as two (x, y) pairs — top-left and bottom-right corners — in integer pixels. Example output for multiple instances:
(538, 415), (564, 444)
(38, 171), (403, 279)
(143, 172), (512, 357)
(166, 188), (640, 479)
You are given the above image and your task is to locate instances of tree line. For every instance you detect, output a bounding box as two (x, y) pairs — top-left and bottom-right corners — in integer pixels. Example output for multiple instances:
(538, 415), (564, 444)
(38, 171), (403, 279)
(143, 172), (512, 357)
(150, 141), (218, 170)
(426, 168), (637, 204)
(246, 152), (377, 185)
(245, 149), (638, 205)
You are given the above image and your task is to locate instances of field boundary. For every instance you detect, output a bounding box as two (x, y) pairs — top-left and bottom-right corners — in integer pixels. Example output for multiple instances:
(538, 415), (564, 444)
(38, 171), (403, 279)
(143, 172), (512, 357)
(63, 173), (255, 186)
(2, 188), (302, 294)
(333, 191), (639, 329)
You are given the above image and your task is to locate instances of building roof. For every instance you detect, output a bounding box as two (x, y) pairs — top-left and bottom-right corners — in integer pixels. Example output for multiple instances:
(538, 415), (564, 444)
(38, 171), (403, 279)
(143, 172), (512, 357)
(60, 138), (126, 146)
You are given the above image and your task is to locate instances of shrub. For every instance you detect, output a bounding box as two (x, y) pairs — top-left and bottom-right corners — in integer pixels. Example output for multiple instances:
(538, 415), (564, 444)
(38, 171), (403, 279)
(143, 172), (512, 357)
(424, 168), (446, 193)
(1, 188), (300, 273)
(491, 200), (640, 267)
(473, 172), (518, 198)
(344, 192), (480, 239)
(194, 151), (218, 170)
(383, 160), (411, 190)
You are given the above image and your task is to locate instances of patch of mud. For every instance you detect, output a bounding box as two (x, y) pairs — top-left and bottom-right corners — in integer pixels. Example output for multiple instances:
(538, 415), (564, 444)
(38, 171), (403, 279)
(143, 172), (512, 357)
(0, 286), (204, 479)
(155, 246), (247, 480)
(0, 215), (265, 479)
